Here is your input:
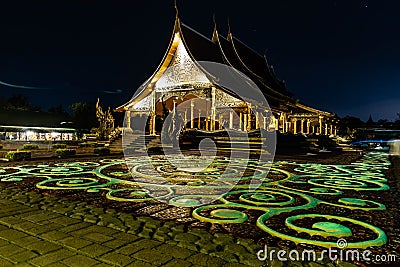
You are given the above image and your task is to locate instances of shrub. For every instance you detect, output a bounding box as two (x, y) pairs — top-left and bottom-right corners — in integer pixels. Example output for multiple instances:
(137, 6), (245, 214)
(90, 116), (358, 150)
(55, 149), (76, 157)
(5, 150), (31, 161)
(94, 147), (110, 156)
(52, 143), (67, 149)
(23, 144), (39, 150)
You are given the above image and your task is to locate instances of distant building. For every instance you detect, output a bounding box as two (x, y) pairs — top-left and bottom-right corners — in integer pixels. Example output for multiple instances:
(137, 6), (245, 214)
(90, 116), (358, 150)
(116, 11), (338, 136)
(0, 109), (76, 141)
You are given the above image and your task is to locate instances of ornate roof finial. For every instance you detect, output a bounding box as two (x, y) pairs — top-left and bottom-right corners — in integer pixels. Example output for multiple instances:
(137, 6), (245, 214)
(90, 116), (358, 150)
(174, 0), (179, 17)
(227, 17), (232, 40)
(212, 14), (218, 43)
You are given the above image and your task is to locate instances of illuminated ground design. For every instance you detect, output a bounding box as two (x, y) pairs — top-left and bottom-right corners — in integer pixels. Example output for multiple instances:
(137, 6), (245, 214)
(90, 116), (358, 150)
(0, 152), (398, 264)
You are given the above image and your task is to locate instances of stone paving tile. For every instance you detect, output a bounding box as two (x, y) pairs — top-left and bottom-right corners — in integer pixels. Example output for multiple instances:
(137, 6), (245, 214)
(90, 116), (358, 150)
(5, 250), (38, 263)
(26, 240), (62, 255)
(0, 243), (26, 257)
(186, 253), (227, 266)
(0, 229), (29, 240)
(163, 259), (192, 267)
(102, 238), (131, 249)
(28, 249), (76, 266)
(40, 230), (72, 241)
(156, 243), (195, 259)
(59, 237), (93, 250)
(61, 255), (100, 267)
(100, 251), (134, 266)
(0, 257), (14, 267)
(132, 248), (173, 265)
(79, 243), (113, 257)
(82, 232), (114, 243)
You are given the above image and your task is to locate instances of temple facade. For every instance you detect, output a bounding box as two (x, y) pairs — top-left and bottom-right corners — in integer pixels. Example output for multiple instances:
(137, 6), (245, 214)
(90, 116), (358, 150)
(116, 13), (338, 136)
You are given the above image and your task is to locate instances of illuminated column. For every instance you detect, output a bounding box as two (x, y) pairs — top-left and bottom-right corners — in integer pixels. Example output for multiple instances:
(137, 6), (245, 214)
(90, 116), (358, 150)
(255, 112), (260, 129)
(229, 111), (234, 129)
(312, 126), (315, 133)
(211, 87), (216, 131)
(330, 124), (333, 135)
(184, 110), (187, 127)
(198, 110), (201, 129)
(307, 120), (310, 134)
(264, 117), (268, 130)
(325, 123), (328, 135)
(218, 114), (223, 130)
(247, 106), (252, 130)
(190, 100), (194, 129)
(301, 119), (305, 133)
(126, 111), (131, 130)
(319, 116), (323, 135)
(243, 114), (248, 131)
(275, 117), (279, 131)
(293, 119), (298, 134)
(150, 91), (156, 135)
(282, 114), (286, 132)
(239, 112), (243, 131)
(334, 126), (337, 136)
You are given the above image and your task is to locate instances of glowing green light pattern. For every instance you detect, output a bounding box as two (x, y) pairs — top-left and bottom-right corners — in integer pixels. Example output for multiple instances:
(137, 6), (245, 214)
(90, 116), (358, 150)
(0, 152), (391, 249)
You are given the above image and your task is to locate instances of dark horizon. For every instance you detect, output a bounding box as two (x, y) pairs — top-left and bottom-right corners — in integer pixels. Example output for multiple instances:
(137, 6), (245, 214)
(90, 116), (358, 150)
(0, 1), (399, 121)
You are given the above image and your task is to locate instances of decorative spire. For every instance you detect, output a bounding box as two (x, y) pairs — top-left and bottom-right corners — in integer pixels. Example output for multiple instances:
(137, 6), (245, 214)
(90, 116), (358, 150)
(174, 0), (179, 18)
(212, 14), (218, 43)
(227, 17), (233, 40)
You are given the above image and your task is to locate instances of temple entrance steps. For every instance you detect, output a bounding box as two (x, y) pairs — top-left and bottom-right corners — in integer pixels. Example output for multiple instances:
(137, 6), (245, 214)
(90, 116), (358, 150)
(107, 137), (123, 152)
(180, 135), (272, 156)
(123, 135), (160, 152)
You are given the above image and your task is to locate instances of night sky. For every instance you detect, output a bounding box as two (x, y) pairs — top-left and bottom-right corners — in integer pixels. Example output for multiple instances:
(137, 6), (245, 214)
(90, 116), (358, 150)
(0, 1), (399, 121)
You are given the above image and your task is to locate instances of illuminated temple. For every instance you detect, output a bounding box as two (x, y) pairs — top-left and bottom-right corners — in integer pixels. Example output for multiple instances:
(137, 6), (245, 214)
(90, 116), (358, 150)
(116, 12), (338, 136)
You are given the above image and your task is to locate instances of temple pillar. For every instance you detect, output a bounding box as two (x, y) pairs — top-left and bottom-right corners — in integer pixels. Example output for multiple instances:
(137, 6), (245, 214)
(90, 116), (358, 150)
(293, 119), (298, 134)
(243, 114), (248, 131)
(247, 106), (252, 131)
(275, 117), (279, 131)
(184, 110), (187, 127)
(255, 112), (259, 129)
(198, 110), (201, 129)
(239, 113), (243, 131)
(126, 111), (131, 130)
(211, 87), (216, 131)
(282, 114), (286, 133)
(150, 91), (156, 135)
(229, 111), (234, 129)
(334, 126), (337, 136)
(190, 100), (194, 129)
(307, 120), (310, 134)
(319, 116), (323, 135)
(301, 119), (305, 133)
(325, 123), (328, 135)
(219, 114), (223, 130)
(330, 124), (333, 135)
(264, 116), (268, 130)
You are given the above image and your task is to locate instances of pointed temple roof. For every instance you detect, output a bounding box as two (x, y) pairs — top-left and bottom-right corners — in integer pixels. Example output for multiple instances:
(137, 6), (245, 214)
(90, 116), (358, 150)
(117, 13), (334, 118)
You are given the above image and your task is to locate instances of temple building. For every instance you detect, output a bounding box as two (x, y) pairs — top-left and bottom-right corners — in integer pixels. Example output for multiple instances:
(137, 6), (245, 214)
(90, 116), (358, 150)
(116, 11), (338, 136)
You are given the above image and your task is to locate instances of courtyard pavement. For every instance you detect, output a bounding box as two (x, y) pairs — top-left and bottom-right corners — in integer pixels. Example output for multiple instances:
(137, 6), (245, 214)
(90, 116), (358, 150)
(0, 183), (351, 267)
(0, 183), (268, 267)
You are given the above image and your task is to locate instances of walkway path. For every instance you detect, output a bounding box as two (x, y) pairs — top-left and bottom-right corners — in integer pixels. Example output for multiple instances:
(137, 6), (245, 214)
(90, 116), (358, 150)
(0, 184), (263, 267)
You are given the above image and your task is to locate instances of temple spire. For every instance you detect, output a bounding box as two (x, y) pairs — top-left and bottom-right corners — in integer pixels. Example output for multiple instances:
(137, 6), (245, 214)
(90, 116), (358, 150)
(212, 14), (218, 43)
(174, 0), (179, 17)
(227, 17), (233, 41)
